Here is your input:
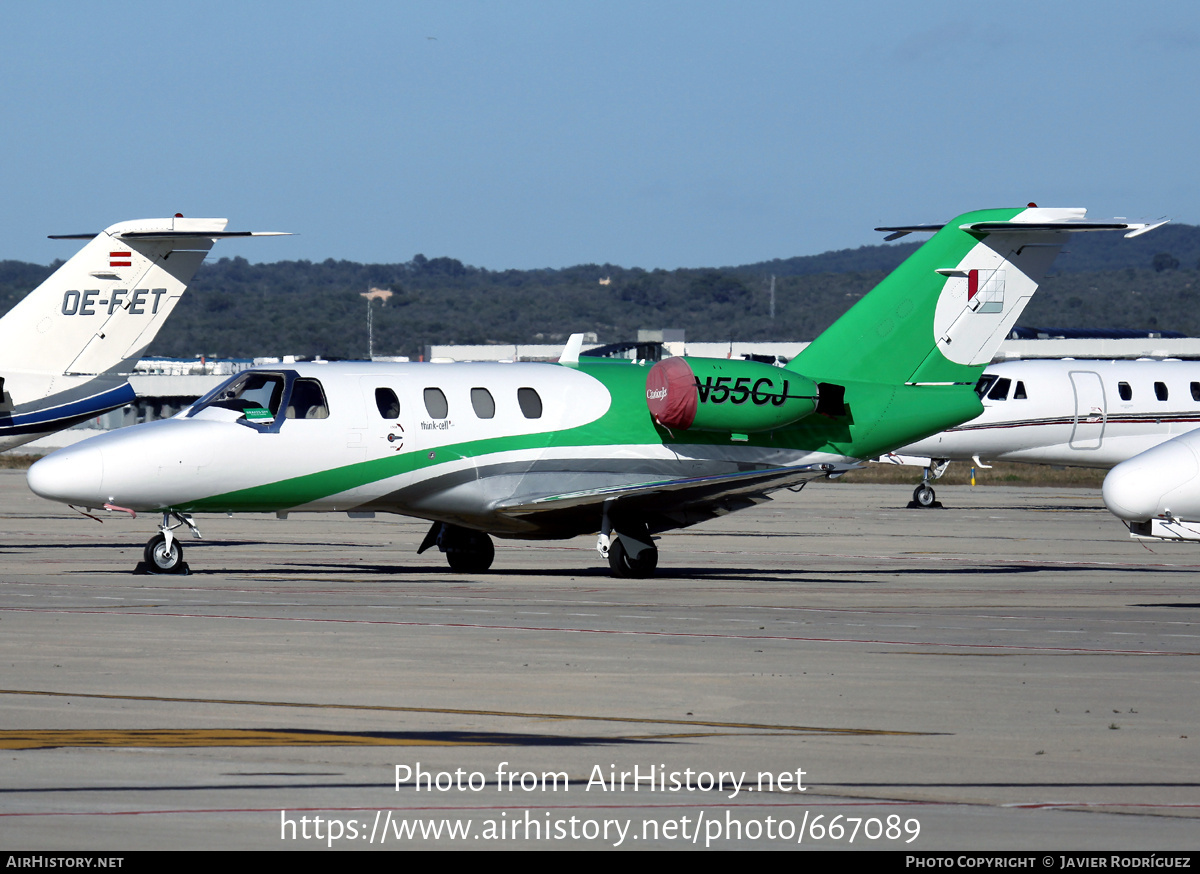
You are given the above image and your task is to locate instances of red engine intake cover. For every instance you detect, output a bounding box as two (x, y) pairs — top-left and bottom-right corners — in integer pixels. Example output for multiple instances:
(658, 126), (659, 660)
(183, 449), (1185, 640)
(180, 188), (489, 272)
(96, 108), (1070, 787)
(645, 357), (698, 429)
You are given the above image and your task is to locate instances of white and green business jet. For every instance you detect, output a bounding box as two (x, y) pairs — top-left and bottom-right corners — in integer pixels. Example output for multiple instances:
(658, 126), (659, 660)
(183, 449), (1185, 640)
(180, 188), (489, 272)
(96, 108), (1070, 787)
(27, 207), (1161, 577)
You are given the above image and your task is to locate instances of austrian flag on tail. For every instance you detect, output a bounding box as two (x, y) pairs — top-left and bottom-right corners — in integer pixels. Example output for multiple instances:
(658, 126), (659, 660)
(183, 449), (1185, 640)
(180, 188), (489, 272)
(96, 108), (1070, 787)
(109, 251), (132, 267)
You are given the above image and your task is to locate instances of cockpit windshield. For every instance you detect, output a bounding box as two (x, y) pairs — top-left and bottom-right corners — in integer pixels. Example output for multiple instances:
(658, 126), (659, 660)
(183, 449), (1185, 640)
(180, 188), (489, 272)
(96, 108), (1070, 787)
(190, 370), (332, 432)
(192, 371), (288, 426)
(975, 374), (998, 400)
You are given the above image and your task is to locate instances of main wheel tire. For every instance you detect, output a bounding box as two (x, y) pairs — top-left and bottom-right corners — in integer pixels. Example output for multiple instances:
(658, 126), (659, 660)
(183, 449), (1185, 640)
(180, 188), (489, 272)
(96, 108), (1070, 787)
(445, 531), (495, 573)
(608, 539), (658, 579)
(913, 484), (936, 507)
(144, 534), (182, 573)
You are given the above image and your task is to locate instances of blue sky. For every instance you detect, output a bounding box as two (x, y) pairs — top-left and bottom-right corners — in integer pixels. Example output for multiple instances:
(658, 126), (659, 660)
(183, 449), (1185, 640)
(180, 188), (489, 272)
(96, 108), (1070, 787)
(2, 1), (1196, 270)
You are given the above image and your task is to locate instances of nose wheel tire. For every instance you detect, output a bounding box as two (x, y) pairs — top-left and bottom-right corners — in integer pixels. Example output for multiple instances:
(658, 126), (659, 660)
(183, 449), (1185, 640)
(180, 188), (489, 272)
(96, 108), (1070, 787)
(143, 534), (184, 574)
(912, 484), (936, 507)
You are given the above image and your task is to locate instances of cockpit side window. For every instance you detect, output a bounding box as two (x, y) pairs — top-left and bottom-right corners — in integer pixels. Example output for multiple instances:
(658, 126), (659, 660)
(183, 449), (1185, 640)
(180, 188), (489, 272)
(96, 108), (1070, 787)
(986, 377), (1011, 401)
(375, 387), (400, 419)
(975, 374), (998, 400)
(1013, 381), (1027, 400)
(286, 378), (329, 419)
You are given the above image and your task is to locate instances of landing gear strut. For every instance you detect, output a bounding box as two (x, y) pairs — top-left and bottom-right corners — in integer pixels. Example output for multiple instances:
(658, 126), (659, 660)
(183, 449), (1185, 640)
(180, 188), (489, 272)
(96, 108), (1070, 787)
(418, 522), (495, 573)
(140, 512), (201, 574)
(597, 509), (658, 578)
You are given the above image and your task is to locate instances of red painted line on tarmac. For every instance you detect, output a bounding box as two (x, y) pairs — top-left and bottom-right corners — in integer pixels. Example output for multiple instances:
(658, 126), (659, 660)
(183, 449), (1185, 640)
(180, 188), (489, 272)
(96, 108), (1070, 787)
(5, 799), (1198, 819)
(0, 799), (934, 818)
(1, 607), (1194, 655)
(1004, 802), (1200, 810)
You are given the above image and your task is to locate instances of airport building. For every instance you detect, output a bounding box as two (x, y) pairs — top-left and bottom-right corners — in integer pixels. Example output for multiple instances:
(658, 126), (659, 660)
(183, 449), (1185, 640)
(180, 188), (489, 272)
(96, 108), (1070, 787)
(15, 330), (1200, 454)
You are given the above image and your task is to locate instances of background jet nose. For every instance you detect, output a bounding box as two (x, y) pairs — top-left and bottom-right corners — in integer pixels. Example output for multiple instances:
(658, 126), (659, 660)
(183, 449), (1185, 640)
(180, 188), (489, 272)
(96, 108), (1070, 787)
(1102, 439), (1199, 521)
(27, 443), (105, 505)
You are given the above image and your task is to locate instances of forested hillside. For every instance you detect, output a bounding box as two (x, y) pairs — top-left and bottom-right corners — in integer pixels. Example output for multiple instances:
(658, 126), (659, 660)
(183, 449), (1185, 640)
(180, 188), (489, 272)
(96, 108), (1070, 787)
(0, 224), (1197, 361)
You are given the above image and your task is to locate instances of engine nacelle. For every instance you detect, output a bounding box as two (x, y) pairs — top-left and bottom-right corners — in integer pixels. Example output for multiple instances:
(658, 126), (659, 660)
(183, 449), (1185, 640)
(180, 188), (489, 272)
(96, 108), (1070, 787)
(646, 357), (820, 432)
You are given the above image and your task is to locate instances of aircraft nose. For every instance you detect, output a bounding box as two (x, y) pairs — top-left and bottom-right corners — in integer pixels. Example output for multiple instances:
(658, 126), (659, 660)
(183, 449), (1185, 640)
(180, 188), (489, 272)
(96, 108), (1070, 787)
(27, 443), (105, 506)
(1102, 438), (1199, 521)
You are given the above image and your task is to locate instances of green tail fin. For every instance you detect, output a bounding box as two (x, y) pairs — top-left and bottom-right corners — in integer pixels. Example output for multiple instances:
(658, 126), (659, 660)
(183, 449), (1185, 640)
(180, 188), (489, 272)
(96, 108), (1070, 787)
(791, 206), (1145, 387)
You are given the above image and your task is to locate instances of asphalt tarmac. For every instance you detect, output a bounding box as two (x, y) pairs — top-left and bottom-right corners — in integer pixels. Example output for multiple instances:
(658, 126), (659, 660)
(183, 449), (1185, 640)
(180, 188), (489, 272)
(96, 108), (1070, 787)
(1, 471), (1197, 851)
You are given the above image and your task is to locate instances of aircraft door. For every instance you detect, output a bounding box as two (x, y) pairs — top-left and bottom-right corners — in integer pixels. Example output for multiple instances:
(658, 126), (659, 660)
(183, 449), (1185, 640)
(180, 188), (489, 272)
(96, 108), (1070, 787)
(1068, 370), (1106, 449)
(277, 375), (367, 464)
(364, 380), (409, 459)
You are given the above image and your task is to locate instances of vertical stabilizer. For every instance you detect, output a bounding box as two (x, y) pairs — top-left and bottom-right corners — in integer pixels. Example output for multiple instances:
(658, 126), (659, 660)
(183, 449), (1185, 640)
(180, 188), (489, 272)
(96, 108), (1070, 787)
(792, 207), (1156, 387)
(0, 218), (233, 378)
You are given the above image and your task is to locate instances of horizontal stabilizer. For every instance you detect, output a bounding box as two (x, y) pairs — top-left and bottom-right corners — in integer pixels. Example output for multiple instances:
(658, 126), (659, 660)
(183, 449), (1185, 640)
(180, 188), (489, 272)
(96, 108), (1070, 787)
(878, 213), (1168, 240)
(874, 224), (946, 241)
(958, 220), (1165, 237)
(51, 230), (289, 240)
(49, 216), (289, 241)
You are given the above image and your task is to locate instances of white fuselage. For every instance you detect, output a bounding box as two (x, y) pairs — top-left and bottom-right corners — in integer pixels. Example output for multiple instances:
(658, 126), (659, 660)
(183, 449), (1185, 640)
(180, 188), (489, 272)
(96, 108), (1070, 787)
(897, 359), (1200, 468)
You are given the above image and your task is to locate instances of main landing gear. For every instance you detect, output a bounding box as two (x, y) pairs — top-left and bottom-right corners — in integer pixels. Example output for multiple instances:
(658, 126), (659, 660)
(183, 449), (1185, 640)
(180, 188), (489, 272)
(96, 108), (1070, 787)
(596, 513), (658, 579)
(139, 512), (202, 574)
(418, 522), (495, 573)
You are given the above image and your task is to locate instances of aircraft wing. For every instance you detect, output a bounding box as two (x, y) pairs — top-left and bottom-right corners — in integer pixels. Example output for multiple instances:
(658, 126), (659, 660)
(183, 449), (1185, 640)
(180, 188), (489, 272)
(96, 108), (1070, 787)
(493, 463), (857, 533)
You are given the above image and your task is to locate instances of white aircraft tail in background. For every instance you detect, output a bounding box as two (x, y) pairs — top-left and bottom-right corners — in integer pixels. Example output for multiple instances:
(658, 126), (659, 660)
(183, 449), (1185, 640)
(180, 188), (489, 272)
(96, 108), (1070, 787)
(0, 217), (286, 451)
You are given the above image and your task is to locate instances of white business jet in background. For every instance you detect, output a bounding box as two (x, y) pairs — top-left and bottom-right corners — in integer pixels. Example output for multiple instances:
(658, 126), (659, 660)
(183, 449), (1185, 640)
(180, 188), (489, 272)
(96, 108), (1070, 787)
(878, 358), (1200, 506)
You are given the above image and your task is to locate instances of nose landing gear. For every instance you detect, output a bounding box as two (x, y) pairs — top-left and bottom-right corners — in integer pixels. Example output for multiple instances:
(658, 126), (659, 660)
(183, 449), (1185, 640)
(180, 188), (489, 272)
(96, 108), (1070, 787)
(907, 459), (949, 509)
(137, 512), (201, 574)
(912, 483), (937, 507)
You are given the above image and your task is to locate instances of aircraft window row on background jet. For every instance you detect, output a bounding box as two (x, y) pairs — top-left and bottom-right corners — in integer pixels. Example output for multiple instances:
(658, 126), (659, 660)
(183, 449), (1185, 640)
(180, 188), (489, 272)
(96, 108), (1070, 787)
(0, 217), (285, 453)
(976, 375), (1027, 401)
(975, 371), (1200, 406)
(25, 206), (1163, 577)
